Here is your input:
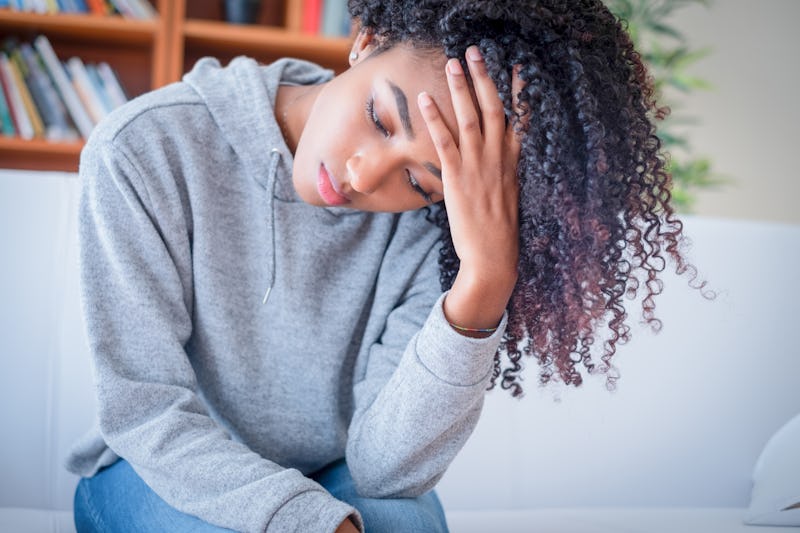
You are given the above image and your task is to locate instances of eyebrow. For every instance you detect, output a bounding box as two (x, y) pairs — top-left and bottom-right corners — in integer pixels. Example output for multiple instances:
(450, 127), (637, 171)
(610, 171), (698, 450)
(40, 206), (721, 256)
(424, 163), (442, 180)
(388, 80), (414, 140)
(386, 80), (443, 181)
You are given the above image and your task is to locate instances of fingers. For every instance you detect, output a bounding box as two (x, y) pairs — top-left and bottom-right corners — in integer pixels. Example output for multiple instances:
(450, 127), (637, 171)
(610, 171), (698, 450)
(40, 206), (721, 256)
(445, 57), (483, 156)
(418, 92), (460, 173)
(463, 46), (506, 150)
(420, 47), (527, 180)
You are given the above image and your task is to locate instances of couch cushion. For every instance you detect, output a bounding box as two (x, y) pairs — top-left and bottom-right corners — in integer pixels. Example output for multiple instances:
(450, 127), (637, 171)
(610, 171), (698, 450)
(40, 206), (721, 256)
(0, 508), (75, 533)
(445, 507), (789, 533)
(745, 413), (800, 526)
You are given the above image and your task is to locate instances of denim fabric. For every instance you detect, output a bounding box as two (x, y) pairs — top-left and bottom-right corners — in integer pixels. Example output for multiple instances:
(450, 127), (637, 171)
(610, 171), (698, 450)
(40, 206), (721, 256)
(74, 459), (449, 533)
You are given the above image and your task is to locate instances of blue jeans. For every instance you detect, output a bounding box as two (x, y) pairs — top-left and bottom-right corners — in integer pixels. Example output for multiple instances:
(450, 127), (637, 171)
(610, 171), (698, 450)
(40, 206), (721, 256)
(74, 459), (449, 532)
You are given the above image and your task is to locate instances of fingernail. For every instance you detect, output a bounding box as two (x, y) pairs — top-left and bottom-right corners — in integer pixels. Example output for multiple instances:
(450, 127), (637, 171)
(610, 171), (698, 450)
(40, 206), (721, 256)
(447, 58), (463, 75)
(466, 46), (482, 62)
(418, 92), (433, 107)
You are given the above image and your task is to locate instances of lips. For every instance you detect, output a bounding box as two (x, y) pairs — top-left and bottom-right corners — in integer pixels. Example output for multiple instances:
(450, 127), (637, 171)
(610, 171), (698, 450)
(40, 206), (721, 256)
(317, 164), (350, 206)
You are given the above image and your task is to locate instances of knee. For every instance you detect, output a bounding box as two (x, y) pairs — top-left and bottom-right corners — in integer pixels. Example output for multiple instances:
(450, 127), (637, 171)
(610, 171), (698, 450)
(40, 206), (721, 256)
(73, 478), (103, 533)
(355, 492), (448, 533)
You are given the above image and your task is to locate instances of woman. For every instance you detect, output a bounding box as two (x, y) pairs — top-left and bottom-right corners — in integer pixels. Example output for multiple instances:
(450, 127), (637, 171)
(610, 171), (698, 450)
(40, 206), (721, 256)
(68, 0), (695, 531)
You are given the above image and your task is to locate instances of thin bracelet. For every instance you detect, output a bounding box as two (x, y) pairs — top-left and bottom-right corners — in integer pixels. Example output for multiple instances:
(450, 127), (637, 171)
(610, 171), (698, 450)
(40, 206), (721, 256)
(448, 322), (498, 334)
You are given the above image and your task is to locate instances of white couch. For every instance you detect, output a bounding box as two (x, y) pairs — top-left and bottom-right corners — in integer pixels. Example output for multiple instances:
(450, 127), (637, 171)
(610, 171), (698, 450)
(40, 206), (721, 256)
(2, 169), (798, 533)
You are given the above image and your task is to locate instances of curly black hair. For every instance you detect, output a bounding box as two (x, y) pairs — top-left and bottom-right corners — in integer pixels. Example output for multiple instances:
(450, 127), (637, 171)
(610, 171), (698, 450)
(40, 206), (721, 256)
(348, 0), (705, 395)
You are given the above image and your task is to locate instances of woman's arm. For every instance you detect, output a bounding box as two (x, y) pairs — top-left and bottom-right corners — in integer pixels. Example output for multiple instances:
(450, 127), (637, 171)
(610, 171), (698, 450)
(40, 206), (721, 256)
(345, 50), (524, 496)
(419, 46), (525, 336)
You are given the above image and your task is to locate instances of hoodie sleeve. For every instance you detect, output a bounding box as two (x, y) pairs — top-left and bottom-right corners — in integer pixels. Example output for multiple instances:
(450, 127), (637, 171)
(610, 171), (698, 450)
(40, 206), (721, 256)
(345, 211), (506, 498)
(78, 136), (361, 533)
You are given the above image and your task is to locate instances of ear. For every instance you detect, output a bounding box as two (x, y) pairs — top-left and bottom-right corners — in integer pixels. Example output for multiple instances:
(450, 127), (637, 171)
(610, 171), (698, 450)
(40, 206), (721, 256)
(348, 30), (378, 66)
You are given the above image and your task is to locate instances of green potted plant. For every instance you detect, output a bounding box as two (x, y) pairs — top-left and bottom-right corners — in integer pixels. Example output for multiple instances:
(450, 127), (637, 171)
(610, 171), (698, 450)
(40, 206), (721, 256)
(605, 0), (726, 211)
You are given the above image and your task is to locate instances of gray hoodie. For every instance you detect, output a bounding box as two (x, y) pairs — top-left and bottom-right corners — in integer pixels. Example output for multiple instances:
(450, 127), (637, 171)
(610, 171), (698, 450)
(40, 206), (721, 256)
(66, 56), (506, 533)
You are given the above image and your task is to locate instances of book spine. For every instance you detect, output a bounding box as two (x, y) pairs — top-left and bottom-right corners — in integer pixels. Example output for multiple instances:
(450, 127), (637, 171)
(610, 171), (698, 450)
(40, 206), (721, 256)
(66, 56), (106, 124)
(125, 0), (155, 19)
(0, 79), (16, 136)
(31, 0), (47, 13)
(72, 0), (89, 12)
(33, 35), (94, 139)
(301, 0), (322, 34)
(20, 43), (77, 140)
(85, 63), (113, 114)
(321, 0), (348, 37)
(0, 53), (34, 139)
(0, 55), (21, 135)
(109, 0), (135, 18)
(96, 61), (127, 108)
(85, 0), (109, 15)
(8, 46), (47, 138)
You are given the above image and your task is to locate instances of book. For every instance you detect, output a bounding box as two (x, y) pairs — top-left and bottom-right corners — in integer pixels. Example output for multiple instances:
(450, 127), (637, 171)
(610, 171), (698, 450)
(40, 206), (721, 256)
(7, 47), (46, 138)
(96, 61), (127, 108)
(109, 0), (136, 18)
(33, 35), (94, 139)
(72, 0), (89, 12)
(85, 64), (113, 114)
(0, 80), (16, 136)
(0, 55), (21, 135)
(125, 0), (156, 19)
(320, 0), (337, 36)
(85, 0), (110, 15)
(301, 0), (322, 34)
(321, 0), (349, 37)
(66, 56), (106, 124)
(0, 53), (34, 139)
(19, 43), (78, 140)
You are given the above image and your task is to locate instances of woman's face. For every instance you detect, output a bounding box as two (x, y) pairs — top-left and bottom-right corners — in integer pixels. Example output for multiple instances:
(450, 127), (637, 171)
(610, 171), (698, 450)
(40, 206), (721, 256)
(291, 43), (458, 212)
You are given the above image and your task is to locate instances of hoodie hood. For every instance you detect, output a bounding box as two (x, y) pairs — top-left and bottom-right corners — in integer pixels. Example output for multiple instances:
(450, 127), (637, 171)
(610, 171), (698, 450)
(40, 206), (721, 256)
(183, 57), (335, 305)
(183, 56), (334, 200)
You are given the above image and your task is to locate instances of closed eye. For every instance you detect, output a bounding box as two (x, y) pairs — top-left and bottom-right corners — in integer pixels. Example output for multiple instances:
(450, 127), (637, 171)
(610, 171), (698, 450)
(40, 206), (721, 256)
(366, 97), (390, 138)
(407, 170), (433, 204)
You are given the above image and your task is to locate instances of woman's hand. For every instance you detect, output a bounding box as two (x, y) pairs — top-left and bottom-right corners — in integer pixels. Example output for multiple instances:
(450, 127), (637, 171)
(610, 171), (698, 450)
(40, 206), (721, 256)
(335, 517), (360, 533)
(418, 46), (525, 335)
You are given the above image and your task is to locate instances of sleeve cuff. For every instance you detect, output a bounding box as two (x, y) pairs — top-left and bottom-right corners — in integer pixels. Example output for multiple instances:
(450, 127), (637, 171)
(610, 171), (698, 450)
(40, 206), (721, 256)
(415, 291), (507, 387)
(267, 489), (363, 533)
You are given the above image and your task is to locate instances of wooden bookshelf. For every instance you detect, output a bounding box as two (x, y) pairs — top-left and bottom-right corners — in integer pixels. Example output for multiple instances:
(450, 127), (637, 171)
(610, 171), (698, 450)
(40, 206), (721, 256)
(0, 0), (352, 172)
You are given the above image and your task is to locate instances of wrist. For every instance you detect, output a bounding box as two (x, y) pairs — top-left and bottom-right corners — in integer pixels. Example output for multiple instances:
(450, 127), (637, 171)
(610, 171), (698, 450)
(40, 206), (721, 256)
(444, 268), (516, 336)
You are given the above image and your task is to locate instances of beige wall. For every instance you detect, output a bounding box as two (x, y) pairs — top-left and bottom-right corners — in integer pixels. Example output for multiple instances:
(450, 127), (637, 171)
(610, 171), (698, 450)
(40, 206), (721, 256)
(668, 0), (800, 224)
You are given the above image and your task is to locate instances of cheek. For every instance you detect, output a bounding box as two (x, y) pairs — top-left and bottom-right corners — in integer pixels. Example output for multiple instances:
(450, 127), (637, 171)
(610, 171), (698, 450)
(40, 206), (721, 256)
(305, 94), (363, 156)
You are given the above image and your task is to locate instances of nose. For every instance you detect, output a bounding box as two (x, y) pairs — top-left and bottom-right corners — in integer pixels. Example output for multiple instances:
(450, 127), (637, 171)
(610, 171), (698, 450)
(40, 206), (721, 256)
(346, 152), (393, 195)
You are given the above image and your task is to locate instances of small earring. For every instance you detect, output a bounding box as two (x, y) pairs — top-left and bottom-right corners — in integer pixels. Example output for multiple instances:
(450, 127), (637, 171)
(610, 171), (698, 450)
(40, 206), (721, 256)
(349, 52), (358, 61)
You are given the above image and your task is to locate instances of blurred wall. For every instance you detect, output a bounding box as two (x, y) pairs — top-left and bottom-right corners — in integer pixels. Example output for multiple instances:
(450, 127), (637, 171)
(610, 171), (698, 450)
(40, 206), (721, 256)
(669, 0), (800, 224)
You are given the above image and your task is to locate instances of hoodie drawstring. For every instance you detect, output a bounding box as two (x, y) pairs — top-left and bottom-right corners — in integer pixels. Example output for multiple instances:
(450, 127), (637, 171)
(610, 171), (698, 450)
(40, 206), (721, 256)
(262, 148), (281, 305)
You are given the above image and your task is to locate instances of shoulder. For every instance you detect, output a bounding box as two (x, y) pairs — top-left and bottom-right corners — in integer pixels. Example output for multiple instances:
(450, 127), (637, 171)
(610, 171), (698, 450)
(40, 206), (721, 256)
(86, 82), (207, 150)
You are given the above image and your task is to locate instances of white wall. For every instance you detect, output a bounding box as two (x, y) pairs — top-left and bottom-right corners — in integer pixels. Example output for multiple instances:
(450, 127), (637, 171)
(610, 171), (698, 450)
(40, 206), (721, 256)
(670, 0), (800, 224)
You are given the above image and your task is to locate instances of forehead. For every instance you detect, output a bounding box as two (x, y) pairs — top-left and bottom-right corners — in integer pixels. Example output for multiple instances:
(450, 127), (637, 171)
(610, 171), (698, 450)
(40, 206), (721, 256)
(368, 45), (459, 137)
(369, 44), (449, 94)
